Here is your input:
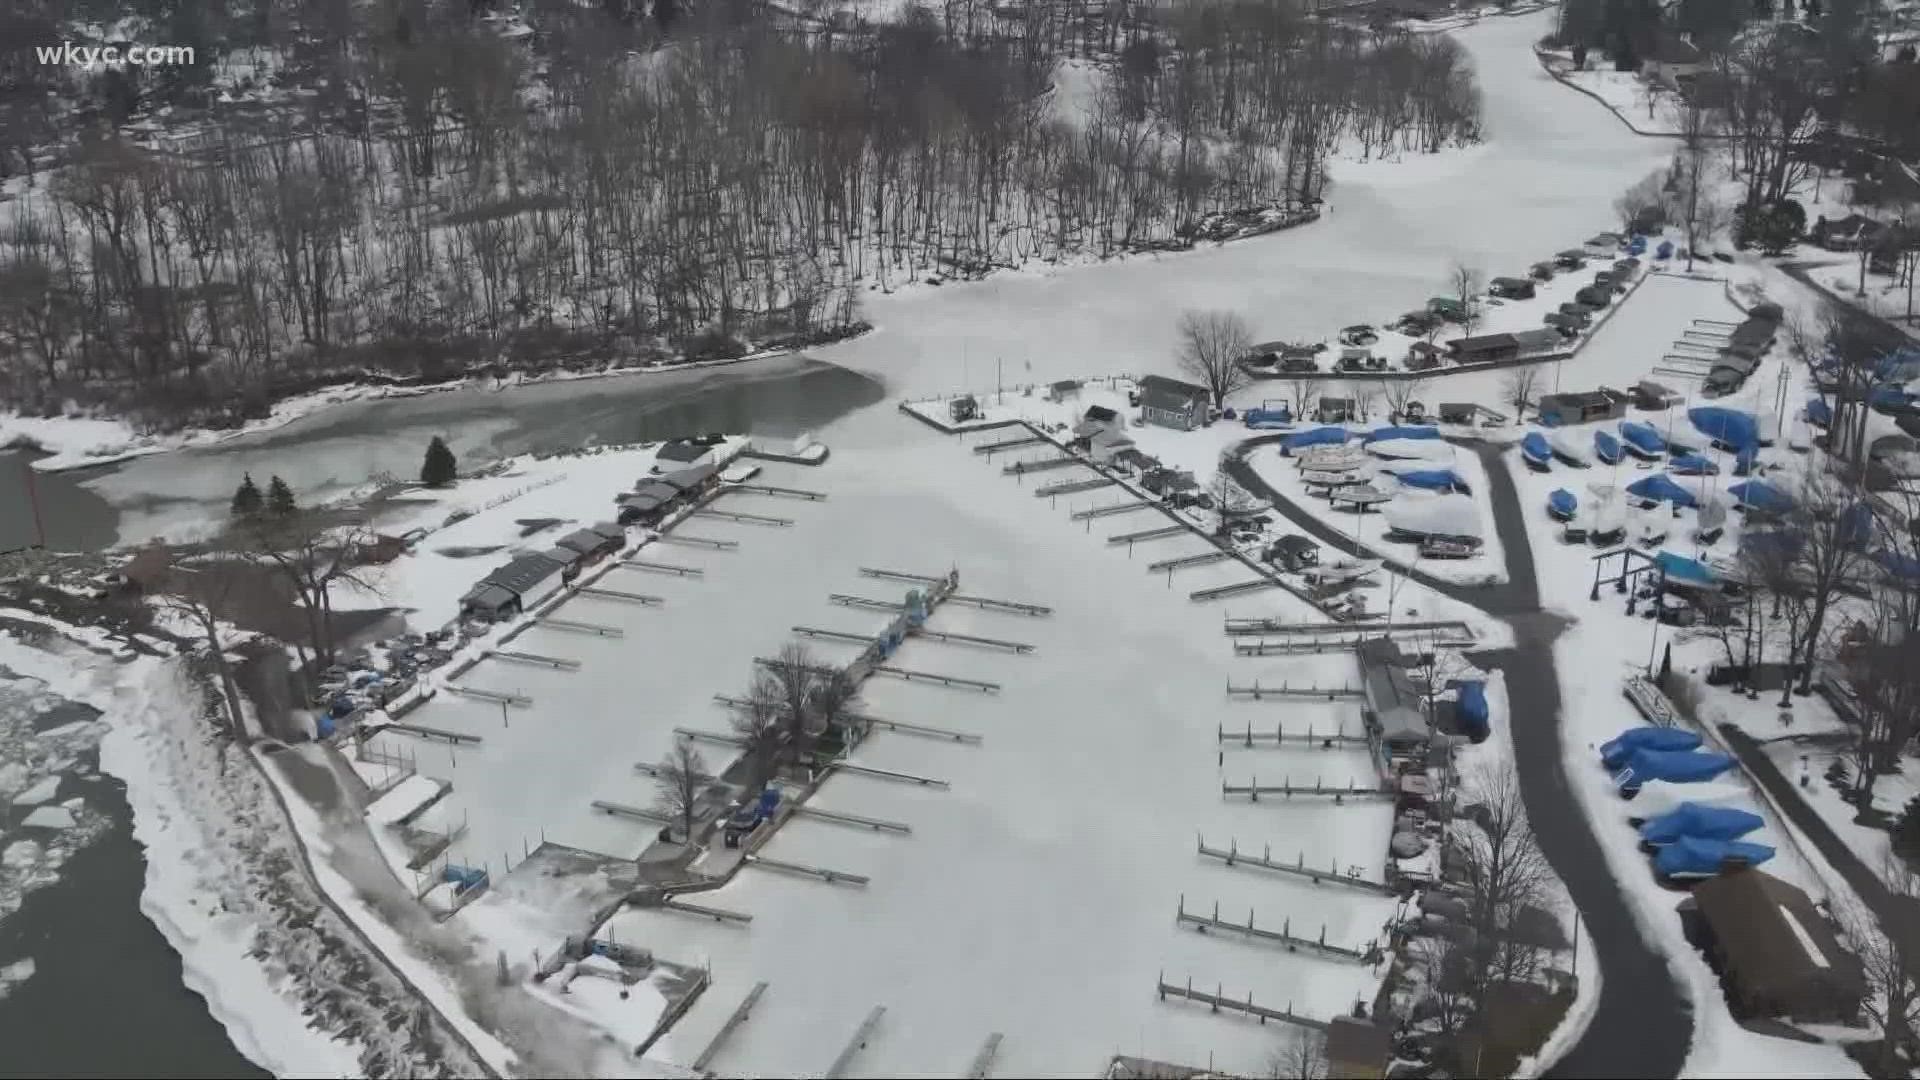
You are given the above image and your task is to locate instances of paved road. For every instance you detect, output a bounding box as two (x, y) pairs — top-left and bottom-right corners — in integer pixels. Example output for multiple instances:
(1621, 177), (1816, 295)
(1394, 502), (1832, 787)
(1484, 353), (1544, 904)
(1229, 433), (1694, 1077)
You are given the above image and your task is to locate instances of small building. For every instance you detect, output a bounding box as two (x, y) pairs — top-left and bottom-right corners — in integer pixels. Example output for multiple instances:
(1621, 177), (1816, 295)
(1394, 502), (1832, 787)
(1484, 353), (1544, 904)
(617, 491), (669, 526)
(459, 582), (521, 621)
(542, 546), (586, 581)
(633, 479), (679, 504)
(1137, 374), (1211, 431)
(1511, 328), (1569, 354)
(1437, 402), (1478, 425)
(1074, 404), (1121, 438)
(1047, 379), (1083, 403)
(1643, 30), (1707, 85)
(352, 533), (409, 566)
(653, 439), (715, 472)
(462, 551), (568, 619)
(1488, 276), (1535, 299)
(1687, 867), (1864, 1023)
(1326, 1014), (1393, 1080)
(661, 462), (719, 494)
(1811, 213), (1885, 252)
(1316, 397), (1357, 423)
(1536, 387), (1630, 425)
(1140, 467), (1198, 495)
(556, 526), (620, 565)
(1633, 380), (1683, 410)
(1090, 426), (1137, 465)
(1725, 317), (1777, 358)
(1446, 333), (1521, 365)
(1406, 341), (1443, 370)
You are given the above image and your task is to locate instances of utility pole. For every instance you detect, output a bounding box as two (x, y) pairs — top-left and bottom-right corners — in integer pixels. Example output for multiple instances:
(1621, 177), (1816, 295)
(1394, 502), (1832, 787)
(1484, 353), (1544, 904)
(22, 458), (45, 549)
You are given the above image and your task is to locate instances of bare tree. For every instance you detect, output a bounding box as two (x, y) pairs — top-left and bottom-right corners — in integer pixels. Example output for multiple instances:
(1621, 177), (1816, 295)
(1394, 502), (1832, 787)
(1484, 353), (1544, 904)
(241, 507), (380, 666)
(1670, 134), (1727, 273)
(765, 642), (824, 747)
(1613, 168), (1666, 234)
(1454, 761), (1554, 1001)
(1381, 377), (1431, 422)
(1450, 262), (1483, 333)
(652, 740), (710, 845)
(1266, 1028), (1330, 1079)
(731, 673), (787, 788)
(1501, 366), (1540, 421)
(1175, 308), (1253, 410)
(1208, 472), (1260, 536)
(1787, 466), (1873, 694)
(808, 668), (864, 744)
(152, 556), (251, 742)
(1840, 849), (1920, 1077)
(1287, 375), (1325, 421)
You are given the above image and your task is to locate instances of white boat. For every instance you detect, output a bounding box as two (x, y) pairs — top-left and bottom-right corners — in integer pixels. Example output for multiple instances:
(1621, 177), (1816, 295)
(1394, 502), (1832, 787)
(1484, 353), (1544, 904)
(1308, 557), (1384, 585)
(1383, 493), (1483, 541)
(1367, 438), (1455, 462)
(1302, 468), (1373, 487)
(1587, 491), (1627, 544)
(1548, 426), (1593, 467)
(1632, 507), (1669, 545)
(1630, 781), (1754, 820)
(1297, 445), (1369, 472)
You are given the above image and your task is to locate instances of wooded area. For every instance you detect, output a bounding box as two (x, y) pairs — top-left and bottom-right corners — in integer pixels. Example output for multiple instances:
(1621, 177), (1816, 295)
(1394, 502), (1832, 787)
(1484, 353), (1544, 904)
(0, 0), (1481, 428)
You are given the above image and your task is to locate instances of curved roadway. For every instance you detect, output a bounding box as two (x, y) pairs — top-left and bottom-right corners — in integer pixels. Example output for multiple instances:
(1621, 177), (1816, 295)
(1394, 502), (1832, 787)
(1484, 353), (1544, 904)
(1226, 437), (1692, 1077)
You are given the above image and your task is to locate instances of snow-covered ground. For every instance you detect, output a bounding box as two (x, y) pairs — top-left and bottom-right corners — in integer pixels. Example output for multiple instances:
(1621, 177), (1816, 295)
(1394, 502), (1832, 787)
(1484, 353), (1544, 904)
(385, 434), (1404, 1076)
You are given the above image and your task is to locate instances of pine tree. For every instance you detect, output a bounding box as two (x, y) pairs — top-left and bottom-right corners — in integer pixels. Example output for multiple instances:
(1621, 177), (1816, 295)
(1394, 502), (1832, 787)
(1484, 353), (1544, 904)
(230, 473), (263, 518)
(421, 436), (457, 487)
(266, 475), (298, 517)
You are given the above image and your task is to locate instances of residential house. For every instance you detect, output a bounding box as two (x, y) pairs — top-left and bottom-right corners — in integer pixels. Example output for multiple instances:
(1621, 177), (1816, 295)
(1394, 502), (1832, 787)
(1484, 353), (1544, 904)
(1686, 867), (1864, 1023)
(1643, 30), (1707, 85)
(1536, 388), (1631, 426)
(1137, 374), (1211, 431)
(653, 438), (716, 472)
(1090, 426), (1137, 465)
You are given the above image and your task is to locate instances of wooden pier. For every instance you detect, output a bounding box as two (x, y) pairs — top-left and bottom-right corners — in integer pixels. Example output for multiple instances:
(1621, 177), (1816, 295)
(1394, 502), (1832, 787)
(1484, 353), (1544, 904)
(973, 435), (1045, 454)
(659, 896), (753, 924)
(793, 805), (912, 834)
(591, 800), (672, 824)
(1218, 721), (1370, 749)
(1233, 638), (1360, 657)
(968, 1033), (1004, 1079)
(861, 713), (982, 744)
(829, 761), (951, 788)
(579, 585), (666, 604)
(1035, 476), (1115, 498)
(1223, 617), (1473, 640)
(1196, 835), (1392, 895)
(1226, 681), (1365, 701)
(695, 507), (794, 526)
(910, 626), (1034, 654)
(1001, 455), (1081, 475)
(946, 593), (1053, 617)
(536, 616), (624, 637)
(792, 625), (874, 646)
(1191, 579), (1282, 602)
(1156, 975), (1328, 1032)
(1148, 550), (1231, 573)
(858, 566), (948, 586)
(1175, 895), (1375, 963)
(618, 559), (704, 578)
(444, 683), (532, 708)
(871, 664), (1001, 693)
(486, 649), (582, 671)
(1108, 524), (1188, 545)
(825, 1006), (887, 1079)
(382, 721), (483, 746)
(654, 534), (739, 551)
(675, 727), (747, 748)
(829, 593), (905, 612)
(733, 483), (827, 500)
(1222, 778), (1393, 801)
(744, 852), (870, 887)
(1071, 501), (1155, 521)
(692, 982), (768, 1073)
(632, 760), (716, 781)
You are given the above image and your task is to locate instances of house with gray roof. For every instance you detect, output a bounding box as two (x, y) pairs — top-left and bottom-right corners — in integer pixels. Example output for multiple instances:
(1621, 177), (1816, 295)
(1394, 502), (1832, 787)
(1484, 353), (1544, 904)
(1136, 374), (1211, 431)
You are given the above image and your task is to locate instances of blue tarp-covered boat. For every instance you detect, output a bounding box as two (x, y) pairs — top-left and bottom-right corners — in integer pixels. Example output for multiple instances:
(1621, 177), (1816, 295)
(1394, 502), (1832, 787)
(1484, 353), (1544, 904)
(1653, 551), (1720, 590)
(1521, 431), (1553, 470)
(1601, 726), (1704, 769)
(1613, 748), (1736, 792)
(1243, 406), (1293, 429)
(1806, 397), (1832, 428)
(1456, 681), (1490, 743)
(1394, 469), (1469, 493)
(1547, 488), (1577, 521)
(1626, 473), (1698, 508)
(1669, 452), (1718, 476)
(1734, 444), (1758, 476)
(1729, 480), (1794, 514)
(1640, 803), (1764, 846)
(1619, 421), (1667, 458)
(1690, 406), (1761, 451)
(1654, 836), (1775, 879)
(1283, 426), (1351, 453)
(1364, 425), (1441, 444)
(1594, 429), (1622, 464)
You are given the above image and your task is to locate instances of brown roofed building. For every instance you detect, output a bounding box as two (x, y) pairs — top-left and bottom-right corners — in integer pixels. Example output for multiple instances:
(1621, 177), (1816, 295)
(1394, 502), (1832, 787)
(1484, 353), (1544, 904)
(1688, 867), (1863, 1023)
(1326, 1015), (1392, 1079)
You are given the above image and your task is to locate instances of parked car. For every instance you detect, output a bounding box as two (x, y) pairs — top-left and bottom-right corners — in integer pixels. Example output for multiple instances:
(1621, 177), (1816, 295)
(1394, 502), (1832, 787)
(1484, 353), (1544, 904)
(1339, 324), (1380, 347)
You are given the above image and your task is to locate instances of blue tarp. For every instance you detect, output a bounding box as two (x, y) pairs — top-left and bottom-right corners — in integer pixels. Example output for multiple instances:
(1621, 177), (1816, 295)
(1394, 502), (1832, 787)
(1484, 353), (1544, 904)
(1521, 431), (1552, 467)
(1653, 551), (1719, 590)
(1627, 474), (1698, 508)
(1594, 429), (1622, 464)
(1243, 406), (1292, 428)
(1364, 425), (1441, 444)
(1397, 469), (1469, 493)
(1653, 835), (1775, 878)
(1840, 502), (1876, 548)
(1656, 240), (1675, 260)
(1615, 748), (1737, 791)
(1690, 407), (1761, 451)
(1806, 397), (1833, 428)
(1729, 480), (1794, 514)
(1640, 803), (1764, 846)
(1600, 726), (1704, 769)
(1734, 444), (1758, 476)
(1619, 421), (1667, 457)
(1877, 549), (1920, 582)
(1870, 385), (1916, 412)
(1669, 452), (1719, 476)
(1876, 350), (1920, 384)
(1456, 681), (1490, 743)
(1628, 236), (1648, 255)
(1548, 489), (1577, 520)
(1284, 426), (1351, 453)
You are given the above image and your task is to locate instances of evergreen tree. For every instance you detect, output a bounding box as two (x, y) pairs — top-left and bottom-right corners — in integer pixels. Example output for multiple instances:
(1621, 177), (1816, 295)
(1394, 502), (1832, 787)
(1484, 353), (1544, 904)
(266, 475), (298, 517)
(421, 436), (458, 487)
(230, 473), (263, 518)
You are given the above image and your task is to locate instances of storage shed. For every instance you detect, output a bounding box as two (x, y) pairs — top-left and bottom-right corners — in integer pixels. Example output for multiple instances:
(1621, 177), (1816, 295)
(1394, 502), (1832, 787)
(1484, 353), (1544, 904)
(1687, 867), (1864, 1023)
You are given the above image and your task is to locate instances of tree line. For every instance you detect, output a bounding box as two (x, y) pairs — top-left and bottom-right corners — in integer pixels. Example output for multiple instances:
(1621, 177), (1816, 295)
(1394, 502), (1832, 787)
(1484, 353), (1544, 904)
(0, 0), (1480, 428)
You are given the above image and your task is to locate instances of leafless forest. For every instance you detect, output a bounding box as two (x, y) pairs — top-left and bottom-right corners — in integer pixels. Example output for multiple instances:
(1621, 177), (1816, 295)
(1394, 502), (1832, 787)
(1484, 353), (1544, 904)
(0, 0), (1480, 427)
